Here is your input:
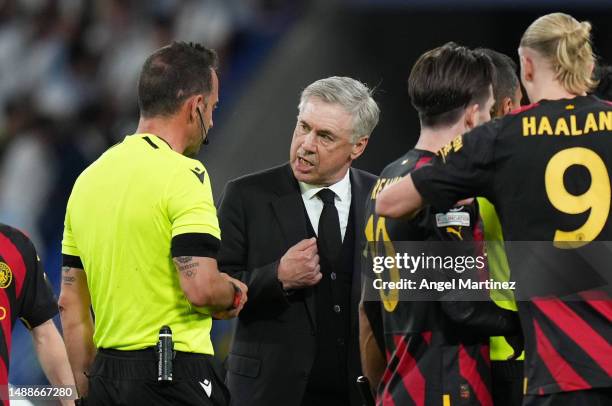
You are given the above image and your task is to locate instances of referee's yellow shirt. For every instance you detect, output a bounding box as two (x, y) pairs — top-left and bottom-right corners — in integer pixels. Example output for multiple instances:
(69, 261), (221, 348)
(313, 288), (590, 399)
(62, 133), (220, 354)
(478, 197), (524, 362)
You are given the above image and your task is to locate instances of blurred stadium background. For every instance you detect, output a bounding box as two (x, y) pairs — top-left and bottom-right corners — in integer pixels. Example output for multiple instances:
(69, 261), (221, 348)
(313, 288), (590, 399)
(1, 0), (610, 390)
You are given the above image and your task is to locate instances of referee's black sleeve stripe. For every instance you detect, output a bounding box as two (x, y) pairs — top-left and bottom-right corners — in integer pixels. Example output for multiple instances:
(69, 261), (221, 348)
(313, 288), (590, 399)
(62, 254), (84, 269)
(171, 233), (220, 259)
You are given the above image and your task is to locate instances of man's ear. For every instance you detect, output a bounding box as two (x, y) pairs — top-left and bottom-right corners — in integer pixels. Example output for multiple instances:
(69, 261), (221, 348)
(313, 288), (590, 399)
(502, 97), (514, 115)
(464, 104), (479, 130)
(521, 54), (534, 84)
(350, 136), (369, 160)
(186, 95), (203, 122)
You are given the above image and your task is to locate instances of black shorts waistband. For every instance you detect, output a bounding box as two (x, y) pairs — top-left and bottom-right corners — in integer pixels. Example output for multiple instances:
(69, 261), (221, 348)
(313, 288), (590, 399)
(98, 348), (214, 361)
(89, 347), (228, 398)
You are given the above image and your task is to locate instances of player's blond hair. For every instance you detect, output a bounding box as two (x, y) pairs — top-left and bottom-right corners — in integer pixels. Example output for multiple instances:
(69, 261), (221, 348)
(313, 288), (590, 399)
(520, 12), (596, 95)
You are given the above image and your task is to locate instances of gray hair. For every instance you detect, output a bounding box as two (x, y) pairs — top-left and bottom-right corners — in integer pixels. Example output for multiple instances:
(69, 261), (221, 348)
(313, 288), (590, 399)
(298, 76), (380, 143)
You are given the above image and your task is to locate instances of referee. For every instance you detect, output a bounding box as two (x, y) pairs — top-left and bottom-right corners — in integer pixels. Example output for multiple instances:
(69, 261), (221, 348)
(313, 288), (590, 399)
(58, 42), (247, 406)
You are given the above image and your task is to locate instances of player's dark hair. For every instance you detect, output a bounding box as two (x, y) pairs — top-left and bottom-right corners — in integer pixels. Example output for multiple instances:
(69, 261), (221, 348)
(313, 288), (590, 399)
(593, 64), (612, 101)
(408, 42), (495, 128)
(476, 48), (520, 112)
(138, 42), (218, 118)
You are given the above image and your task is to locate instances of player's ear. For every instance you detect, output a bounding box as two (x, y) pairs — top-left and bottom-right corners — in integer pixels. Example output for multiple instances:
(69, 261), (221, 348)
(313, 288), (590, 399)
(502, 97), (514, 115)
(350, 136), (369, 160)
(521, 54), (534, 84)
(464, 104), (479, 130)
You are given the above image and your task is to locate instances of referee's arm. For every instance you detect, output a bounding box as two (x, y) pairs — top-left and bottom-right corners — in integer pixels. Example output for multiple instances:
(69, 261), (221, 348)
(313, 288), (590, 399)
(58, 260), (95, 397)
(171, 233), (247, 316)
(173, 256), (247, 314)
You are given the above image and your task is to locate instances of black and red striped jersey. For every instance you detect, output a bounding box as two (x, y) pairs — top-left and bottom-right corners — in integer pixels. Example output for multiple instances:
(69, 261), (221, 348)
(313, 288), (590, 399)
(0, 224), (57, 403)
(411, 95), (612, 395)
(365, 149), (495, 406)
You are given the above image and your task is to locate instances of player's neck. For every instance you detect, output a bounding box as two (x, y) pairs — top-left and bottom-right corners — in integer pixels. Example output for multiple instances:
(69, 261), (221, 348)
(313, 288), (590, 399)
(415, 121), (466, 153)
(136, 116), (188, 154)
(529, 79), (582, 103)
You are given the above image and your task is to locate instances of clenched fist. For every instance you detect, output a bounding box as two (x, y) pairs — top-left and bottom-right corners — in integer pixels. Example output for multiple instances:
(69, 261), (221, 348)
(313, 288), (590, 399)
(278, 238), (322, 290)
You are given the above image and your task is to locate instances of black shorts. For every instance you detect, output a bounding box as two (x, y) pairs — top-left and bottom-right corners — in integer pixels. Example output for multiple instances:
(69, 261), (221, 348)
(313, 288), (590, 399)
(523, 387), (611, 406)
(83, 348), (230, 406)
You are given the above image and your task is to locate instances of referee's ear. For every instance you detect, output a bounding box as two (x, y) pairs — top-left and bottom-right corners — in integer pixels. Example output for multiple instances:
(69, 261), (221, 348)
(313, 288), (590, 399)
(186, 95), (203, 124)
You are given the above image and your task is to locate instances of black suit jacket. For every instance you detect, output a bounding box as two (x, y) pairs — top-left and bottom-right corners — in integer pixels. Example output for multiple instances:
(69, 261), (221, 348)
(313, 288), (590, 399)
(218, 163), (376, 406)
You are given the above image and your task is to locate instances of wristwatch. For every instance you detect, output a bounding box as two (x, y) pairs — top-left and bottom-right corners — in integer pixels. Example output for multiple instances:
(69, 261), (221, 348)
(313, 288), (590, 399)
(229, 281), (243, 310)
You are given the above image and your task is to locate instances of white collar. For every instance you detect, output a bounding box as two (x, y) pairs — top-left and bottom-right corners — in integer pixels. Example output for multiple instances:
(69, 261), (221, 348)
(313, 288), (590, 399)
(299, 169), (351, 202)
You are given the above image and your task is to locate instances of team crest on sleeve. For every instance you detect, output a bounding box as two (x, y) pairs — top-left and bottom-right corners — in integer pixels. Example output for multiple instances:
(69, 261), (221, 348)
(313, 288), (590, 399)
(0, 262), (12, 288)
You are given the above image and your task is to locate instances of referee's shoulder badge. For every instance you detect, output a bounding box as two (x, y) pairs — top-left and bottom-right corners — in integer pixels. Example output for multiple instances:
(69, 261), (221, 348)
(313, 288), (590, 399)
(191, 166), (206, 184)
(0, 262), (12, 288)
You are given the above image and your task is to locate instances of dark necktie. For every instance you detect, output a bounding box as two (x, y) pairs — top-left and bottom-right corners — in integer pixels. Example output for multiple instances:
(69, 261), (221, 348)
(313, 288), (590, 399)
(317, 188), (342, 261)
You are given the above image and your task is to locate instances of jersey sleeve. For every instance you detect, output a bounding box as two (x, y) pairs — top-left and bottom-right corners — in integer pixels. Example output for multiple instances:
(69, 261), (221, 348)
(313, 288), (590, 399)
(61, 196), (79, 257)
(411, 119), (500, 211)
(167, 162), (221, 258)
(18, 235), (58, 329)
(61, 196), (83, 268)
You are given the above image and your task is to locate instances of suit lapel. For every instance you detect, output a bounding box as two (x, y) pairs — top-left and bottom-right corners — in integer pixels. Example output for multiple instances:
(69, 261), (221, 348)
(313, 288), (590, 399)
(270, 164), (317, 329)
(270, 196), (308, 248)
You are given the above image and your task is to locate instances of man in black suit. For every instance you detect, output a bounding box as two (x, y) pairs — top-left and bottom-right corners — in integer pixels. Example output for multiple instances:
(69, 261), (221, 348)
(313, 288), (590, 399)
(218, 76), (380, 406)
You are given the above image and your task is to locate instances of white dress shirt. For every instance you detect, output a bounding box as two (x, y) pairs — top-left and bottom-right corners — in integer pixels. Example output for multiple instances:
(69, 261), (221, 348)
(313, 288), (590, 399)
(299, 169), (352, 241)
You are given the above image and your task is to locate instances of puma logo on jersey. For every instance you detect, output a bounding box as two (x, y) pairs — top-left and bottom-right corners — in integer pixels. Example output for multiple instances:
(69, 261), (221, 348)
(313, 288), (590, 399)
(446, 226), (463, 240)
